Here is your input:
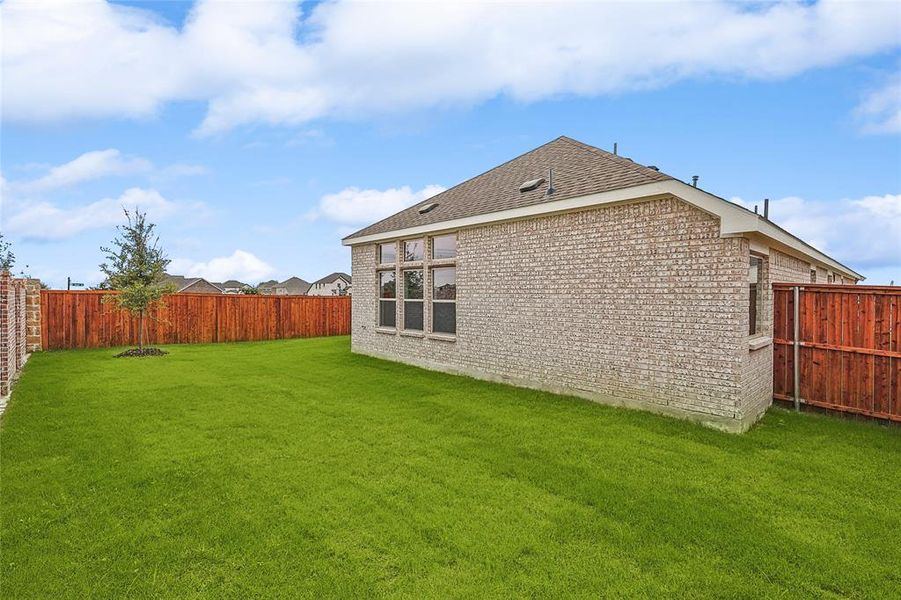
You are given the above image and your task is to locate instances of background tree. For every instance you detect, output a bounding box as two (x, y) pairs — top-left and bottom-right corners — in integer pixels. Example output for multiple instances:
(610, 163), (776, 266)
(240, 286), (260, 295)
(100, 208), (173, 351)
(0, 231), (15, 272)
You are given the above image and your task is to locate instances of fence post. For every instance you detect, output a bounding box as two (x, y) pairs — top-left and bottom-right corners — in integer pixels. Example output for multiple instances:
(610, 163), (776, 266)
(792, 285), (801, 412)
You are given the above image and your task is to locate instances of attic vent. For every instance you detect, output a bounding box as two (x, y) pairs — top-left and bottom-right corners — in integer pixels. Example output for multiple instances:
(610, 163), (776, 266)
(519, 177), (545, 193)
(647, 165), (659, 171)
(418, 202), (439, 214)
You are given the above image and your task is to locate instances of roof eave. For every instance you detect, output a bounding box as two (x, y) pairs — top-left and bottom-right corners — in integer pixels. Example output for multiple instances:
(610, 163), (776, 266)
(342, 180), (863, 281)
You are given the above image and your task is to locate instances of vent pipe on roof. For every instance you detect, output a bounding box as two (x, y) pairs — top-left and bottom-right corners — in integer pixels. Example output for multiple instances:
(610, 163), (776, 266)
(546, 168), (555, 196)
(691, 175), (699, 188)
(763, 198), (770, 220)
(754, 205), (758, 214)
(613, 142), (618, 156)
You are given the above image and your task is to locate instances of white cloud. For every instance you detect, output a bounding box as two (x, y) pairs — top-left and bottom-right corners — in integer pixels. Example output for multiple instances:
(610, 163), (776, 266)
(3, 187), (197, 241)
(731, 193), (901, 282)
(14, 149), (151, 192)
(855, 72), (901, 134)
(8, 149), (207, 192)
(168, 250), (275, 282)
(2, 0), (899, 134)
(315, 184), (445, 225)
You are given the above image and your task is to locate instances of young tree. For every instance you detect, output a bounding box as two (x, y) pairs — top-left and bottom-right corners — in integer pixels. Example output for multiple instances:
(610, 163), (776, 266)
(0, 231), (14, 272)
(100, 208), (173, 352)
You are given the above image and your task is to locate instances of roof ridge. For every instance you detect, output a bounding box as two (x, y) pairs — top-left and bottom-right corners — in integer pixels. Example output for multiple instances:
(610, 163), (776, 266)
(557, 136), (673, 182)
(342, 136), (569, 240)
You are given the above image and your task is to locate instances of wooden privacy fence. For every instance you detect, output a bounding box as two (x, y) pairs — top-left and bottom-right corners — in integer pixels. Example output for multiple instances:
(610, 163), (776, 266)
(773, 284), (900, 422)
(41, 291), (351, 350)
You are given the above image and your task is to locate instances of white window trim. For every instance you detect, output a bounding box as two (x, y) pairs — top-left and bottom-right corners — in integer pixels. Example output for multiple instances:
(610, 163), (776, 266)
(402, 268), (425, 332)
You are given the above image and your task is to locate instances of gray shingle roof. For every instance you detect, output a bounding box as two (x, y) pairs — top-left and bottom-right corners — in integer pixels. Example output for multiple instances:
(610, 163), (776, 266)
(311, 272), (351, 286)
(344, 136), (672, 241)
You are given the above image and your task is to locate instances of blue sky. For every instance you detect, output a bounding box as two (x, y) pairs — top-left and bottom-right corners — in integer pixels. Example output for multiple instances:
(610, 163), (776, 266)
(1, 0), (900, 288)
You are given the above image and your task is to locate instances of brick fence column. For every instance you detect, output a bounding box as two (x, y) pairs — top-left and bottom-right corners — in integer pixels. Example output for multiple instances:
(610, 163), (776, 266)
(0, 272), (11, 396)
(15, 282), (26, 370)
(21, 279), (42, 352)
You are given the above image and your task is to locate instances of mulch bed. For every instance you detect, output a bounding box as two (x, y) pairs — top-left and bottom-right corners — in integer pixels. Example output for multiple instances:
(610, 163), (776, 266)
(114, 348), (169, 358)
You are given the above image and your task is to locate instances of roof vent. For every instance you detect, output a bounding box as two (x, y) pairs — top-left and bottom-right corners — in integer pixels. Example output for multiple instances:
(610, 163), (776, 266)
(519, 177), (545, 193)
(418, 202), (439, 214)
(648, 165), (659, 171)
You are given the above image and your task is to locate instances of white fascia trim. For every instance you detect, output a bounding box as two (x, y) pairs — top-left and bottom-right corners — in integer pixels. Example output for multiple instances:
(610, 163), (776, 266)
(342, 182), (675, 245)
(343, 180), (863, 280)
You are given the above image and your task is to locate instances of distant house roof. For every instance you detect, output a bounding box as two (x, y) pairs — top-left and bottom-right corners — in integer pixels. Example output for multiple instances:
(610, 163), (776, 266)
(280, 277), (310, 295)
(311, 272), (351, 286)
(256, 277), (311, 295)
(162, 274), (223, 293)
(343, 136), (670, 241)
(219, 279), (248, 288)
(341, 136), (862, 280)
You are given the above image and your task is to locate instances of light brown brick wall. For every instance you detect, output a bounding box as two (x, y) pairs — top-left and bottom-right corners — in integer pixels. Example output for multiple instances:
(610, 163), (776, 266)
(739, 248), (814, 421)
(352, 196), (768, 431)
(21, 279), (42, 352)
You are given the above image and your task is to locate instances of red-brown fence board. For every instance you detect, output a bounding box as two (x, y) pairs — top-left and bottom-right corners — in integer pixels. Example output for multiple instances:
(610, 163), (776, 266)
(40, 291), (351, 350)
(773, 283), (900, 422)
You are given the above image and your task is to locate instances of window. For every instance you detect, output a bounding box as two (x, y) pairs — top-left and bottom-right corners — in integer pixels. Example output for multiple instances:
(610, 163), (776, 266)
(404, 239), (424, 262)
(403, 270), (424, 331)
(379, 243), (396, 264)
(749, 256), (762, 335)
(432, 234), (457, 260)
(432, 267), (456, 334)
(378, 271), (396, 328)
(810, 269), (817, 283)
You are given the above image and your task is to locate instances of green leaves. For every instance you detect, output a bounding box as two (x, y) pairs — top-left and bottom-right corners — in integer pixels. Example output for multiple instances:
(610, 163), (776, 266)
(0, 231), (15, 272)
(99, 208), (174, 315)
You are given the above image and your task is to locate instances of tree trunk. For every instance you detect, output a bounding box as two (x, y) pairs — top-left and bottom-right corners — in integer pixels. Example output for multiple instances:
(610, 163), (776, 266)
(138, 309), (144, 351)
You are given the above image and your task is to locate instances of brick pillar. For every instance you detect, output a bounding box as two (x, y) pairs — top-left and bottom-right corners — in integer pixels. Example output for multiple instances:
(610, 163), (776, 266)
(0, 272), (11, 396)
(15, 283), (26, 370)
(21, 279), (42, 352)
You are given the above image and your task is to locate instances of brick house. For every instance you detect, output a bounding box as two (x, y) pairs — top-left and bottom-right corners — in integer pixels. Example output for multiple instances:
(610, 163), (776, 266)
(342, 137), (862, 432)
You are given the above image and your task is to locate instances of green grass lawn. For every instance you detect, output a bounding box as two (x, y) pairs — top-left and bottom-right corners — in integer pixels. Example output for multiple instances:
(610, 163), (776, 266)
(2, 337), (899, 598)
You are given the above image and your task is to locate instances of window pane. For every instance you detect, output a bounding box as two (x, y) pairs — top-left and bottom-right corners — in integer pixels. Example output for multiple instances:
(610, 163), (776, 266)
(379, 271), (396, 298)
(433, 302), (456, 334)
(404, 239), (424, 261)
(379, 300), (396, 328)
(432, 234), (456, 259)
(404, 301), (423, 330)
(379, 243), (396, 264)
(404, 270), (423, 299)
(749, 284), (757, 335)
(432, 267), (456, 300)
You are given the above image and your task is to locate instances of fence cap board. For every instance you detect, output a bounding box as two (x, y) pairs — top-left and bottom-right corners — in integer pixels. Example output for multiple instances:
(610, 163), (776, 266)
(772, 283), (901, 294)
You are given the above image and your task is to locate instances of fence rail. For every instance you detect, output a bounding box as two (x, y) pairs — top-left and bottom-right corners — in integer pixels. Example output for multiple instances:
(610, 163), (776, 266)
(773, 283), (900, 422)
(40, 291), (351, 350)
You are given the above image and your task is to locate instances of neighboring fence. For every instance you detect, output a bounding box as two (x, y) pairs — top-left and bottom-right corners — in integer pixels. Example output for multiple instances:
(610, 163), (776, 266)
(41, 291), (351, 350)
(773, 283), (900, 422)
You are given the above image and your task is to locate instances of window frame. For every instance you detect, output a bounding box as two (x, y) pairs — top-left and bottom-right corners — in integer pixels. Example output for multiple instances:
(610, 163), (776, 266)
(403, 238), (425, 262)
(431, 234), (457, 260)
(402, 268), (424, 331)
(377, 269), (397, 329)
(430, 265), (456, 335)
(748, 255), (763, 336)
(379, 242), (397, 265)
